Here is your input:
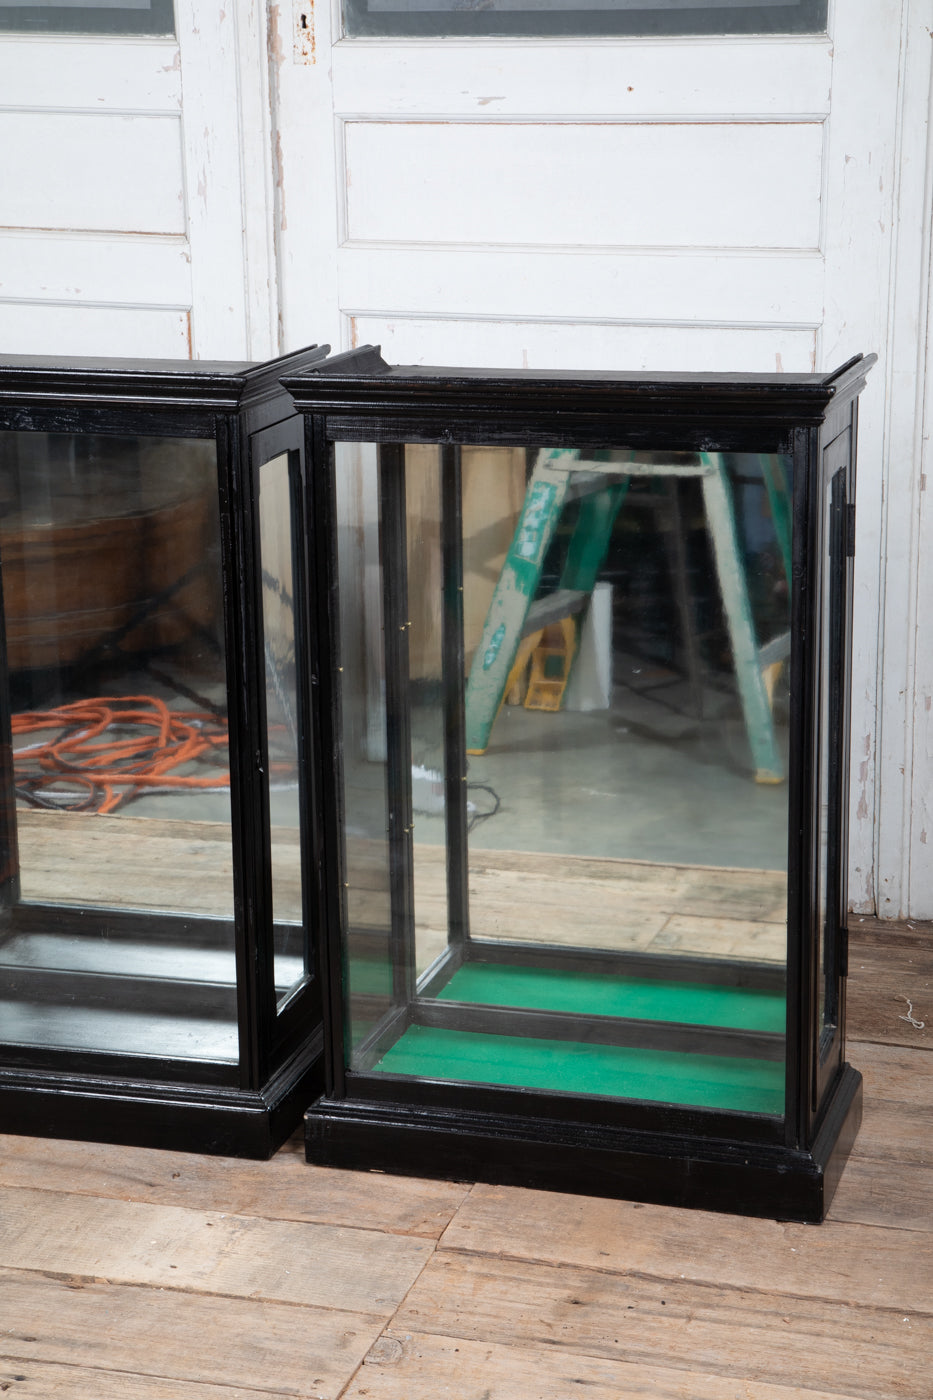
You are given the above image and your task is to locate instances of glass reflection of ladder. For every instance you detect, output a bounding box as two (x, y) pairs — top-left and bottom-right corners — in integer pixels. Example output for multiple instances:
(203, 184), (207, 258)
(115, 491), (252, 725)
(463, 448), (789, 784)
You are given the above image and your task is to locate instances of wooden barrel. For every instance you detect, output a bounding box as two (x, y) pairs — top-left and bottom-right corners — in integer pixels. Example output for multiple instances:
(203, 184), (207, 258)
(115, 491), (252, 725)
(0, 437), (221, 673)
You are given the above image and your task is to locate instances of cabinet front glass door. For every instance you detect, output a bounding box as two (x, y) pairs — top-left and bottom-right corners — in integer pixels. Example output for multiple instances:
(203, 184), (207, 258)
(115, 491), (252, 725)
(0, 429), (237, 1064)
(334, 440), (791, 1117)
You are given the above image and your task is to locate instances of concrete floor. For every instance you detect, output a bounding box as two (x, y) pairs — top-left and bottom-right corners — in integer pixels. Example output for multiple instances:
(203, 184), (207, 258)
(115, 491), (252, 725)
(410, 672), (789, 873)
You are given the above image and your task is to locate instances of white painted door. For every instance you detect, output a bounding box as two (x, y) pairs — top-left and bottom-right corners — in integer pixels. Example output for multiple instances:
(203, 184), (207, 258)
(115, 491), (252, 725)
(270, 0), (928, 917)
(0, 1), (277, 362)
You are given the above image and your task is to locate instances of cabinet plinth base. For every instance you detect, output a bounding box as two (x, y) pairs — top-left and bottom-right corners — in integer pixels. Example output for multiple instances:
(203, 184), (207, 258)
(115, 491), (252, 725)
(0, 1034), (323, 1159)
(305, 1064), (862, 1222)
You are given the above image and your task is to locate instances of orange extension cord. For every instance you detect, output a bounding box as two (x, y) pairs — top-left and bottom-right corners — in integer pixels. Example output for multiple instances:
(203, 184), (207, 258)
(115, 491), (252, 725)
(12, 695), (230, 815)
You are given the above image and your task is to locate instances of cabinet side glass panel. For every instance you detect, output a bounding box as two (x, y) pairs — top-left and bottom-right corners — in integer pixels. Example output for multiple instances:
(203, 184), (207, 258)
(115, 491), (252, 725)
(0, 430), (237, 1063)
(257, 450), (310, 1009)
(816, 453), (849, 1052)
(333, 443), (395, 1059)
(404, 448), (451, 982)
(340, 441), (791, 1116)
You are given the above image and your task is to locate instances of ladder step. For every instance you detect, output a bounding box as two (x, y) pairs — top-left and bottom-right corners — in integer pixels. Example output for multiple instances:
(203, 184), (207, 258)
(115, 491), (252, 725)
(523, 589), (589, 636)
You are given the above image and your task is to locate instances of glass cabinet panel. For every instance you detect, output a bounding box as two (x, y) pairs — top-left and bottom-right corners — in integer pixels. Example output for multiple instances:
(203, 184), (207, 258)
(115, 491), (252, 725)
(0, 430), (237, 1063)
(815, 450), (850, 1058)
(335, 439), (792, 1116)
(257, 449), (310, 1010)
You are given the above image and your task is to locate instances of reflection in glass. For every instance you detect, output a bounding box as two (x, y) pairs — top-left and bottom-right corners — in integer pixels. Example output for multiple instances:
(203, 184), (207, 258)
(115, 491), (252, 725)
(816, 466), (847, 1037)
(338, 442), (792, 1115)
(343, 0), (828, 41)
(334, 443), (394, 1054)
(257, 452), (308, 1008)
(0, 430), (236, 1061)
(405, 447), (450, 979)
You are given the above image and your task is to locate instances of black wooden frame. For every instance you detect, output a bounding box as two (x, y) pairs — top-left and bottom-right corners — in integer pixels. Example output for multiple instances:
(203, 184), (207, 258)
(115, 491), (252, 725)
(286, 348), (874, 1221)
(0, 346), (328, 1157)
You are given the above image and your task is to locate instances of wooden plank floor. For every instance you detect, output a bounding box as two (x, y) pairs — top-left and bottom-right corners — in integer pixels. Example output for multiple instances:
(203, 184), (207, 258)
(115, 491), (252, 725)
(15, 810), (788, 964)
(0, 915), (929, 1399)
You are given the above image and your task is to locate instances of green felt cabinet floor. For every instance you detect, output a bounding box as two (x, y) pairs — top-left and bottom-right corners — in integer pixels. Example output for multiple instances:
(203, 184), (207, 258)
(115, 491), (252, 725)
(374, 1025), (784, 1115)
(436, 962), (785, 1033)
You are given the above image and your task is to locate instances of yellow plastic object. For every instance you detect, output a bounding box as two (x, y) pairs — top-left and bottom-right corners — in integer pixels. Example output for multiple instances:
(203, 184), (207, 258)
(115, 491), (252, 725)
(524, 616), (578, 712)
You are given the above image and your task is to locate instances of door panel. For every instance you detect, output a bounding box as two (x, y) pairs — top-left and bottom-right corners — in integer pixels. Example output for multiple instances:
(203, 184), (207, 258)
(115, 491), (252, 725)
(343, 120), (823, 250)
(274, 3), (908, 916)
(0, 4), (274, 362)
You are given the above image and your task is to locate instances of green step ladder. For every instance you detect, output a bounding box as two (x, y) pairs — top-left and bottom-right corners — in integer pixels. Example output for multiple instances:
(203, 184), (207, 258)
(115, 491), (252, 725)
(463, 448), (788, 783)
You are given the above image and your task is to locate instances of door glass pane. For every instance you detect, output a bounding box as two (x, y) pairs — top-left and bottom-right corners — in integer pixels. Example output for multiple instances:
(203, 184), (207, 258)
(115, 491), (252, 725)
(339, 441), (791, 1116)
(257, 451), (308, 1009)
(0, 429), (236, 1063)
(0, 2), (174, 36)
(344, 0), (827, 40)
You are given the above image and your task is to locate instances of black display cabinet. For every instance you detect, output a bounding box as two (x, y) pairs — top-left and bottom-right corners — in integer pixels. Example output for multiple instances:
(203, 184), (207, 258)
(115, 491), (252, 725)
(289, 347), (875, 1221)
(0, 347), (328, 1156)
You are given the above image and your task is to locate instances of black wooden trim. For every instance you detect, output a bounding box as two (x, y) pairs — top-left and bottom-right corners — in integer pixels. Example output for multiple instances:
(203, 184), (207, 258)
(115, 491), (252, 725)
(441, 444), (470, 952)
(0, 902), (297, 956)
(379, 445), (417, 1010)
(221, 411), (269, 1089)
(0, 344), (327, 416)
(307, 421), (349, 1100)
(239, 346), (330, 438)
(249, 416), (323, 1072)
(415, 940), (464, 999)
(0, 1027), (323, 1159)
(410, 996), (784, 1062)
(283, 357), (871, 428)
(267, 433), (321, 1064)
(342, 1064), (785, 1146)
(463, 938), (786, 992)
(0, 405), (219, 439)
(783, 425), (816, 1150)
(350, 1001), (413, 1074)
(823, 466), (848, 1026)
(0, 1039), (240, 1086)
(307, 1066), (861, 1222)
(317, 415), (799, 455)
(0, 964), (238, 1019)
(0, 545), (19, 910)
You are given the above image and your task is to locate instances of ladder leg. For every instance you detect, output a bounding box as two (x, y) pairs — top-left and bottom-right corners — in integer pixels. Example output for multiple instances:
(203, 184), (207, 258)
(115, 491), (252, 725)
(700, 457), (783, 784)
(659, 477), (705, 719)
(758, 452), (793, 586)
(560, 480), (629, 592)
(464, 449), (576, 754)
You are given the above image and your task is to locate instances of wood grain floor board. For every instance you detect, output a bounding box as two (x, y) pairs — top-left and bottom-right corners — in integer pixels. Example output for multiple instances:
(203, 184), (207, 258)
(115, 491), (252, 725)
(827, 1155), (933, 1230)
(848, 1039), (933, 1106)
(437, 1184), (933, 1310)
(847, 923), (933, 1047)
(0, 917), (928, 1398)
(0, 1129), (468, 1239)
(390, 1251), (932, 1400)
(0, 1186), (433, 1314)
(341, 1331), (874, 1400)
(0, 1358), (300, 1400)
(0, 1268), (383, 1397)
